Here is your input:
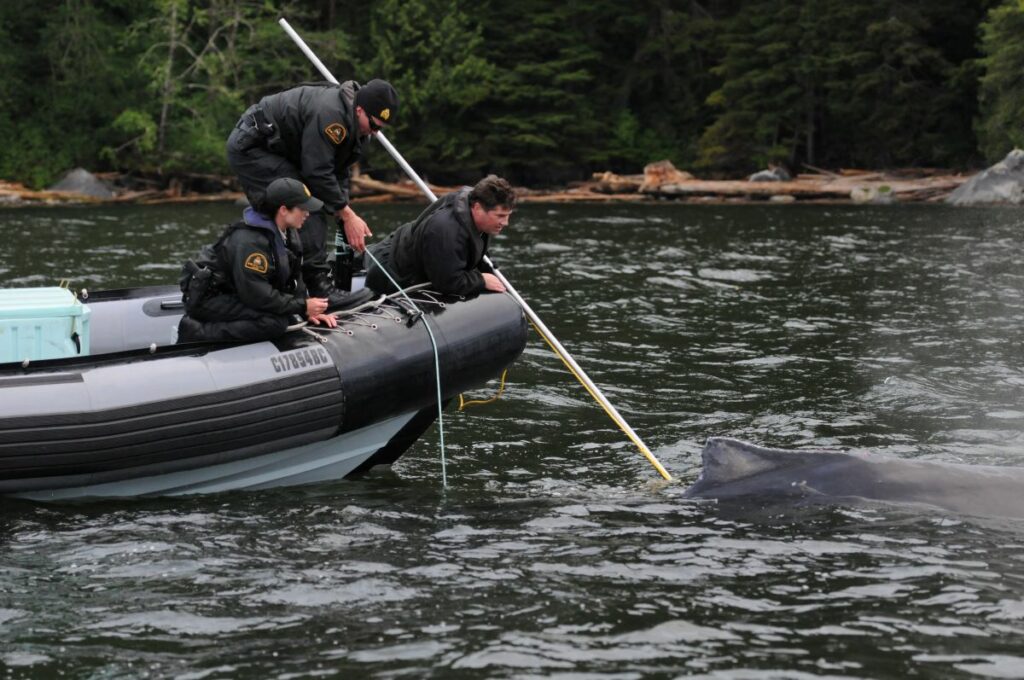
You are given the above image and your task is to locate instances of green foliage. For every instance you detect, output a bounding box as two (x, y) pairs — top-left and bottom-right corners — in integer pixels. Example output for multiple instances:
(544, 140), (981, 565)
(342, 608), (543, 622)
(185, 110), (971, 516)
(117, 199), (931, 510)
(362, 0), (498, 173)
(578, 0), (715, 172)
(607, 110), (676, 169)
(0, 0), (149, 186)
(697, 0), (990, 172)
(832, 4), (971, 167)
(0, 0), (356, 185)
(0, 0), (1009, 186)
(0, 124), (78, 188)
(696, 0), (812, 173)
(101, 109), (158, 167)
(460, 0), (609, 182)
(123, 0), (294, 172)
(976, 0), (1024, 161)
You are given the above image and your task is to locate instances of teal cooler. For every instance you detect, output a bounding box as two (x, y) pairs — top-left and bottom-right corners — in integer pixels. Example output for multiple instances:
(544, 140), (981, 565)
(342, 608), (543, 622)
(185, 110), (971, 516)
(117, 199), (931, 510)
(0, 287), (91, 363)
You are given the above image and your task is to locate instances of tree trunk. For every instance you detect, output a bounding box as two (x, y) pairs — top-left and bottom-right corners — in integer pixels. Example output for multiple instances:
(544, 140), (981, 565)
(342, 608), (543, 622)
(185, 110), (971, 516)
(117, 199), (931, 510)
(157, 0), (179, 166)
(805, 96), (815, 166)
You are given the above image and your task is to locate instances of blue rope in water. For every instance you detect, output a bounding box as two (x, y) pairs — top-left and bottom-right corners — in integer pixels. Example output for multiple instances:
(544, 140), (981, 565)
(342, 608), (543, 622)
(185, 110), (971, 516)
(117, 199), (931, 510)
(359, 246), (447, 488)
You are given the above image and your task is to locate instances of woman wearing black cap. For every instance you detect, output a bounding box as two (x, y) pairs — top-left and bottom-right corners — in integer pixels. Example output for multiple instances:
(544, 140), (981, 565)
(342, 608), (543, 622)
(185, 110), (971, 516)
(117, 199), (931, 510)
(176, 178), (347, 343)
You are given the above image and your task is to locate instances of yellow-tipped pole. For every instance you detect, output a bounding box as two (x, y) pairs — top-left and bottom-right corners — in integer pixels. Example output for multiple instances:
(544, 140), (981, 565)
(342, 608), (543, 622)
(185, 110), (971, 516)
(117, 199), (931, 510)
(279, 18), (672, 481)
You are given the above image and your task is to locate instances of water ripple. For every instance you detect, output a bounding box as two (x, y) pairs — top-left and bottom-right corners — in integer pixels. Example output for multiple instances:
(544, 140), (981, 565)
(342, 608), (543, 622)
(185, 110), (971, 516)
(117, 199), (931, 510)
(4, 203), (1024, 677)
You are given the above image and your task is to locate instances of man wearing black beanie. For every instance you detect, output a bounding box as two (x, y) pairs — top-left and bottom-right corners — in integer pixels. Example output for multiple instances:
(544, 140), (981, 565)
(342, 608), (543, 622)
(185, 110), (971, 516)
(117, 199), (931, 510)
(226, 78), (399, 307)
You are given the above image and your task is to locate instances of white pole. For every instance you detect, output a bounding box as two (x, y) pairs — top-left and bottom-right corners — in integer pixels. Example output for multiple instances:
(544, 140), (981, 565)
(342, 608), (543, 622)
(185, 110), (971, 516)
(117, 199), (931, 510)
(278, 18), (672, 481)
(278, 20), (338, 85)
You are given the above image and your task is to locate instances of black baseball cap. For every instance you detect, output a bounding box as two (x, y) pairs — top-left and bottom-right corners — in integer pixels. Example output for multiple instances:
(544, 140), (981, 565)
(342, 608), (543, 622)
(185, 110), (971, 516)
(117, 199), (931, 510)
(265, 178), (323, 212)
(355, 79), (399, 125)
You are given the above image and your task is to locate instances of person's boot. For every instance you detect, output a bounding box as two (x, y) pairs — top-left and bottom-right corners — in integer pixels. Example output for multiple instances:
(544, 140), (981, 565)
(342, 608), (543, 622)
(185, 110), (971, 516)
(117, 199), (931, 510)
(307, 270), (336, 298)
(308, 271), (377, 312)
(324, 287), (377, 312)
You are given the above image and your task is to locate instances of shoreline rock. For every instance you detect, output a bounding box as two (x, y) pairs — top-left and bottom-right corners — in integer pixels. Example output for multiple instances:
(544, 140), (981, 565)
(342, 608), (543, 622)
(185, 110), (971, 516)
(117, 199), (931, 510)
(946, 149), (1024, 205)
(47, 168), (114, 199)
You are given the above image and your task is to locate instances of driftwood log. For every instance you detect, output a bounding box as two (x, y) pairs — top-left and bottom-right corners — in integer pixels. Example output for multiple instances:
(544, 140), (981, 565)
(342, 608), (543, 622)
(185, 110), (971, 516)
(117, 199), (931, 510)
(0, 161), (971, 207)
(529, 160), (967, 203)
(350, 176), (455, 199)
(646, 175), (966, 201)
(0, 181), (104, 204)
(639, 160), (695, 193)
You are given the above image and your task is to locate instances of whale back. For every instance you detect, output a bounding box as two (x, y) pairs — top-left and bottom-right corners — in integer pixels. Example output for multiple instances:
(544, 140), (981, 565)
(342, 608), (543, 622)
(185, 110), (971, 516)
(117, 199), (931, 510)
(684, 437), (1024, 520)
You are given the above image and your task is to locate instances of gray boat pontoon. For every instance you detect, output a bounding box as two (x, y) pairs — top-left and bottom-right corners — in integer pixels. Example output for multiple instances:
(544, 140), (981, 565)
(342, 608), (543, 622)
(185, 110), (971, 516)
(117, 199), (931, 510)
(0, 284), (526, 500)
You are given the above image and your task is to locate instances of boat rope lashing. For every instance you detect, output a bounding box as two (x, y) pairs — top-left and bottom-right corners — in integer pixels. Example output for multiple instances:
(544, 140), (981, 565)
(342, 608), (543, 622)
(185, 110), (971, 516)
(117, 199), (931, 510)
(458, 369), (509, 411)
(285, 294), (386, 334)
(362, 248), (449, 489)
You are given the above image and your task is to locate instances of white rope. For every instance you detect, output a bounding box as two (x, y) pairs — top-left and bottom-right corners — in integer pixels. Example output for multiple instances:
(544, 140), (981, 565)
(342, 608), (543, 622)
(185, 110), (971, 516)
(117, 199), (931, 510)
(361, 248), (448, 489)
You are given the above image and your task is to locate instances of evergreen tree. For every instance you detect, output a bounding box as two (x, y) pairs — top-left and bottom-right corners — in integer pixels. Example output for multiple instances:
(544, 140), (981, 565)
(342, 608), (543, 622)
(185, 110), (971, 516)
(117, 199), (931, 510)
(697, 0), (986, 173)
(103, 0), (355, 174)
(0, 0), (150, 186)
(829, 1), (971, 167)
(361, 0), (498, 179)
(590, 0), (724, 172)
(466, 1), (608, 183)
(696, 0), (815, 173)
(976, 0), (1024, 161)
(0, 0), (1009, 187)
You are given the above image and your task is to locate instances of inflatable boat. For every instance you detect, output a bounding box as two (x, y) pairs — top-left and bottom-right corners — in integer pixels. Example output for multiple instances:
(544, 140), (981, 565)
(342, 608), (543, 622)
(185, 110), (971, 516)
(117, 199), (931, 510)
(0, 284), (527, 500)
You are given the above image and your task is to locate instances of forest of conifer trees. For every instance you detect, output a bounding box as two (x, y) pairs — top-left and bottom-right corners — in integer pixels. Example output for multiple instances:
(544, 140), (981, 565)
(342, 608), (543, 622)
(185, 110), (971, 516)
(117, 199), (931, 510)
(1, 0), (1022, 188)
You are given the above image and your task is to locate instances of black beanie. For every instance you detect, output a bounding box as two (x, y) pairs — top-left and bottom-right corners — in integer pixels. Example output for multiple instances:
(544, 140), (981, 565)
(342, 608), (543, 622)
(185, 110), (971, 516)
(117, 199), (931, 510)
(355, 79), (399, 125)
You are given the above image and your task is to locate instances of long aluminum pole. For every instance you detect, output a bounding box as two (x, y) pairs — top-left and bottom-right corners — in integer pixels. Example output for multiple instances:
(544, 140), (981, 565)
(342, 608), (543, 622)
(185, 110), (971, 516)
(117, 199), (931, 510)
(278, 18), (672, 481)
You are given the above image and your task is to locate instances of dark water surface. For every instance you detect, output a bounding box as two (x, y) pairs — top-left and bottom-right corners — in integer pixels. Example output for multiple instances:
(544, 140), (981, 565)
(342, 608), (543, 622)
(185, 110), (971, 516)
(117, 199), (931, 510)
(3, 201), (1024, 678)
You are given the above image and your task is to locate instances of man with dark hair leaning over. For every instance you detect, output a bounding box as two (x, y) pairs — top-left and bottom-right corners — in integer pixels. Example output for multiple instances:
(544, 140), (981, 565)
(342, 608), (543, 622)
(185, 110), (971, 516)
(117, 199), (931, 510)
(177, 178), (364, 344)
(364, 175), (516, 296)
(226, 77), (399, 305)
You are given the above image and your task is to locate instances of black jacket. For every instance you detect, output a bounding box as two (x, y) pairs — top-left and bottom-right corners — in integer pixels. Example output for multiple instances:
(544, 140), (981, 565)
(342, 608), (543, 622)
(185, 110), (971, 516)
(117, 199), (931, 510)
(258, 81), (364, 212)
(195, 209), (308, 316)
(385, 188), (492, 296)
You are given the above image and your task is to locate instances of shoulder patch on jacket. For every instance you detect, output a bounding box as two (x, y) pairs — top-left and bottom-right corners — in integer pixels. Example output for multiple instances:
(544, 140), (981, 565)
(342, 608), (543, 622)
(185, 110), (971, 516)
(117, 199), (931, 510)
(244, 252), (269, 274)
(324, 123), (347, 145)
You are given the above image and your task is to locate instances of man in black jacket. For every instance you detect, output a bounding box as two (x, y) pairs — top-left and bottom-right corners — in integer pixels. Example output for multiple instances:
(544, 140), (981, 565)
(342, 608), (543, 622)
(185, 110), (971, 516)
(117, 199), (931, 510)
(364, 175), (516, 296)
(226, 78), (399, 300)
(177, 178), (360, 343)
